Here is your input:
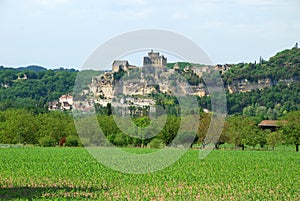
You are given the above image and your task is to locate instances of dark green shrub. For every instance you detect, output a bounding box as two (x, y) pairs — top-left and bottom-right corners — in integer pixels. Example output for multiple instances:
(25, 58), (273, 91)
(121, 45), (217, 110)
(65, 136), (80, 147)
(39, 136), (56, 147)
(148, 138), (164, 149)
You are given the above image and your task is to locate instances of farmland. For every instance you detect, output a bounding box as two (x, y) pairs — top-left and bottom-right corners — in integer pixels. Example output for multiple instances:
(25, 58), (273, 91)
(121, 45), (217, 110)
(0, 148), (299, 200)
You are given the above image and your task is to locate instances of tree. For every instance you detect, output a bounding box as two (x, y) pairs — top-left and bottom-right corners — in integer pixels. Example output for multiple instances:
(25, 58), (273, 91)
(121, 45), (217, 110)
(158, 115), (180, 146)
(244, 125), (262, 149)
(133, 116), (154, 147)
(38, 112), (76, 143)
(148, 138), (164, 148)
(197, 112), (211, 146)
(266, 130), (283, 150)
(0, 109), (38, 144)
(97, 115), (120, 145)
(224, 116), (257, 150)
(75, 115), (106, 146)
(39, 136), (56, 147)
(113, 132), (127, 147)
(282, 111), (300, 152)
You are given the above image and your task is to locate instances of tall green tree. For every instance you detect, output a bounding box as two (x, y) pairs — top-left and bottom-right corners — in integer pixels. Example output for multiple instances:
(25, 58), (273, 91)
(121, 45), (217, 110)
(0, 109), (38, 144)
(224, 116), (257, 150)
(158, 115), (180, 146)
(266, 130), (283, 150)
(38, 112), (76, 143)
(282, 111), (300, 152)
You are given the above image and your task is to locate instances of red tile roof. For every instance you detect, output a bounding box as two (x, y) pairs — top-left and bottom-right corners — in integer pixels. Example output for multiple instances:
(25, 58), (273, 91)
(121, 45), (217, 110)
(258, 120), (287, 127)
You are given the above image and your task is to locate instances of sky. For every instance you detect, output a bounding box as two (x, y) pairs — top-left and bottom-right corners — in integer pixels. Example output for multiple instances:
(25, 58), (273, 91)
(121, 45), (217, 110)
(0, 0), (300, 69)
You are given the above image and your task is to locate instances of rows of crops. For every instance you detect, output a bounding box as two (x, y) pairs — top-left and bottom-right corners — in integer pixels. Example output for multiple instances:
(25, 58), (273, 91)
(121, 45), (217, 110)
(0, 148), (299, 200)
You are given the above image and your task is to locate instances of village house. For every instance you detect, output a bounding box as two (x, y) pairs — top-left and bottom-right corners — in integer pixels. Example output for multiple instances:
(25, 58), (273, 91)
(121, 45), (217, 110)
(48, 94), (73, 111)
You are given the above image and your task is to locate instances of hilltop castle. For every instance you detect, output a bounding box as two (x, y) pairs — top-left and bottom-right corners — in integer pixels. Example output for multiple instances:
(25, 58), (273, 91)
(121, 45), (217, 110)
(56, 51), (208, 113)
(112, 50), (167, 73)
(143, 50), (167, 68)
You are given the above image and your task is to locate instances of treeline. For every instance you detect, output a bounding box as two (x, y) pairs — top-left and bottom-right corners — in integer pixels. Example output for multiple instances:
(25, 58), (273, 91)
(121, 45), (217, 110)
(198, 46), (300, 115)
(226, 82), (300, 115)
(222, 46), (300, 83)
(1, 108), (299, 151)
(0, 109), (76, 146)
(222, 111), (300, 152)
(0, 66), (78, 113)
(154, 81), (300, 118)
(220, 46), (300, 115)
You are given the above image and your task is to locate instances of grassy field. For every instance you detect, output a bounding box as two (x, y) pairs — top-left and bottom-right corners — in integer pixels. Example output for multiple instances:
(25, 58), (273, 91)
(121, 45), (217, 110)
(0, 148), (299, 200)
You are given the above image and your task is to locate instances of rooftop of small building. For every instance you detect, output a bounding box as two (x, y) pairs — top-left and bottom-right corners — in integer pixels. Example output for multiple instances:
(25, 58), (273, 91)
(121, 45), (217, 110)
(258, 120), (287, 127)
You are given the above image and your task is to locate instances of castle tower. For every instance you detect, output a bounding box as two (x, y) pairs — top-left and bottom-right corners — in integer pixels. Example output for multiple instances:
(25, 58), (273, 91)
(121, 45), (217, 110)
(143, 50), (167, 68)
(112, 60), (129, 72)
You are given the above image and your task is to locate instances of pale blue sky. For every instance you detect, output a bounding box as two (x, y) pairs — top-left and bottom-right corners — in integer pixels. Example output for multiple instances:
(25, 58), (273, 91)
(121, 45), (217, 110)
(0, 0), (299, 69)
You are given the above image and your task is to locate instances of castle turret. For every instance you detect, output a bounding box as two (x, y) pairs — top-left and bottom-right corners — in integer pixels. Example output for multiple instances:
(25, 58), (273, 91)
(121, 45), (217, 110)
(143, 50), (167, 68)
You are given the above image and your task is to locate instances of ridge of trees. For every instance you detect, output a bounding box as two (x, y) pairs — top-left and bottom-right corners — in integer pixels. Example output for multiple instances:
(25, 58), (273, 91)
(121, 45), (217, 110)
(0, 109), (299, 151)
(0, 68), (78, 113)
(222, 46), (300, 83)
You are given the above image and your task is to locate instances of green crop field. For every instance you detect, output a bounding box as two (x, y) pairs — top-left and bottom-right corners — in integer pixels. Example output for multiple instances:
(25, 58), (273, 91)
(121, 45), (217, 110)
(0, 148), (299, 200)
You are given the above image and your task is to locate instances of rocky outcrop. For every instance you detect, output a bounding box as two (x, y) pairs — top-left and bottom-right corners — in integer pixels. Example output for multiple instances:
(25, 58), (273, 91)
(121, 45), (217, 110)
(227, 78), (276, 94)
(89, 72), (114, 99)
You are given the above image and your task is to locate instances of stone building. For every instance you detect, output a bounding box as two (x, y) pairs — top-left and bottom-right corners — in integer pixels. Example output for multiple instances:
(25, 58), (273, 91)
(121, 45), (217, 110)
(59, 94), (73, 110)
(48, 94), (73, 111)
(143, 50), (167, 67)
(90, 73), (113, 99)
(112, 60), (129, 72)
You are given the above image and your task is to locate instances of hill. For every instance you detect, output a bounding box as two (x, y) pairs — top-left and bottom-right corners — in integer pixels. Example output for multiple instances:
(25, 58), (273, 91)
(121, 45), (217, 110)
(221, 46), (300, 116)
(0, 46), (299, 116)
(0, 67), (79, 112)
(0, 65), (47, 72)
(16, 65), (48, 72)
